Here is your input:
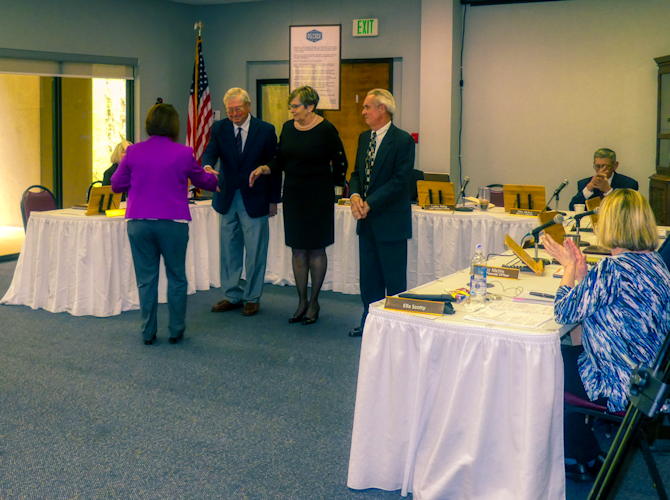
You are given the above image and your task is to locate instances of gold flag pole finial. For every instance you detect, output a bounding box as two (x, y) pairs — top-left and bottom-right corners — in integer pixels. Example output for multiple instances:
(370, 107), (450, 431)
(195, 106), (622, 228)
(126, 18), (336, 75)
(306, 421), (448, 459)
(194, 21), (203, 38)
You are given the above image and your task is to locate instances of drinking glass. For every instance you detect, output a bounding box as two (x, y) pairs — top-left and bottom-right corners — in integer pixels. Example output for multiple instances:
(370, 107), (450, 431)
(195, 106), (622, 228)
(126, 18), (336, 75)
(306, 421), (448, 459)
(478, 187), (491, 211)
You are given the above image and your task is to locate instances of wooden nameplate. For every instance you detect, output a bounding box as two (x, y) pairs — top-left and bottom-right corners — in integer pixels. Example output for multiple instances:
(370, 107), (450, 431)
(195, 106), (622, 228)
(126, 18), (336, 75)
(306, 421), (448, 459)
(538, 210), (565, 245)
(503, 184), (546, 213)
(417, 180), (455, 209)
(505, 234), (545, 276)
(586, 197), (601, 227)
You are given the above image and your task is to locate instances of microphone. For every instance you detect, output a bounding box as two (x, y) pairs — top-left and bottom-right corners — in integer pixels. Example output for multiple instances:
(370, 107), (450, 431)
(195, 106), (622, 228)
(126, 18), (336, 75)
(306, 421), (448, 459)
(574, 207), (599, 220)
(553, 179), (569, 195)
(453, 177), (473, 212)
(460, 177), (470, 196)
(531, 214), (564, 236)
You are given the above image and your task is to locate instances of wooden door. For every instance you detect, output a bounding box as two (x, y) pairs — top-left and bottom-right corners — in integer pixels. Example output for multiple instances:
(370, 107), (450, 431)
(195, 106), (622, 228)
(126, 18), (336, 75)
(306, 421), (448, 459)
(322, 60), (391, 181)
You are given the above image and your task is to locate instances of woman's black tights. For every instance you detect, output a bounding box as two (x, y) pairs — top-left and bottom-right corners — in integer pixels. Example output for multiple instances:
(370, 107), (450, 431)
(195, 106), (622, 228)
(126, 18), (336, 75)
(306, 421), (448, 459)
(292, 248), (327, 319)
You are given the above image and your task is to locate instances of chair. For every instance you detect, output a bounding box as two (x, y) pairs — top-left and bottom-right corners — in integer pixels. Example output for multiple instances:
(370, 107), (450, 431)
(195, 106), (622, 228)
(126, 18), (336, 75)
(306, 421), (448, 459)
(87, 180), (102, 202)
(20, 185), (57, 231)
(487, 183), (504, 208)
(565, 334), (670, 499)
(411, 169), (424, 202)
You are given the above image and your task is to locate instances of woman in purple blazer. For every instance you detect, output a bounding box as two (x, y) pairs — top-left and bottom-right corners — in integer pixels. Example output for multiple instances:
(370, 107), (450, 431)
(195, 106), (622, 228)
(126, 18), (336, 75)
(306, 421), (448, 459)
(111, 103), (218, 345)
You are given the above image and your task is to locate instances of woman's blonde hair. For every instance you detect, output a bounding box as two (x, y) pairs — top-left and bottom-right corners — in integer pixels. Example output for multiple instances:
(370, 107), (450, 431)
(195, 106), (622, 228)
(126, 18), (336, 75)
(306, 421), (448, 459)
(597, 189), (657, 251)
(110, 139), (131, 164)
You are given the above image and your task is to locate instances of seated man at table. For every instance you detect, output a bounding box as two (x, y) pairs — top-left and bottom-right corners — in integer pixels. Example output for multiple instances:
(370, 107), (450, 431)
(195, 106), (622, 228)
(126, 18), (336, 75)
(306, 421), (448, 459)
(568, 148), (638, 210)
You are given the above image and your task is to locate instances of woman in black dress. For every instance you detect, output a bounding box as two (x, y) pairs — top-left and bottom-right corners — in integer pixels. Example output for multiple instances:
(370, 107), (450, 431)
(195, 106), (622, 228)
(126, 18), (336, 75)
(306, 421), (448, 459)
(249, 86), (347, 325)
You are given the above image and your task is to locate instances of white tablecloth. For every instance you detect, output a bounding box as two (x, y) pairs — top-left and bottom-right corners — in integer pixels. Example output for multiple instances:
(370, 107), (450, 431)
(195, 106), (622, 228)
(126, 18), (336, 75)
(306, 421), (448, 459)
(1, 203), (220, 317)
(347, 263), (567, 500)
(266, 205), (537, 295)
(2, 203), (537, 317)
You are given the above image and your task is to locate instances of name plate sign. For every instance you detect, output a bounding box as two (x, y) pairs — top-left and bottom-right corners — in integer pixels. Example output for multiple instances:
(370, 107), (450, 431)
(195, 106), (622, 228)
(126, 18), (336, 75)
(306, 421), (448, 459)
(487, 266), (519, 280)
(509, 208), (541, 216)
(384, 296), (444, 316)
(337, 198), (352, 206)
(423, 204), (455, 211)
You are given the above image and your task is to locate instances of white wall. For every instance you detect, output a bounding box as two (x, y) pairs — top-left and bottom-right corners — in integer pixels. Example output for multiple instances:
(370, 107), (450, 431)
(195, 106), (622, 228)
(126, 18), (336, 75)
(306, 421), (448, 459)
(196, 0), (422, 159)
(460, 0), (670, 208)
(420, 0), (462, 185)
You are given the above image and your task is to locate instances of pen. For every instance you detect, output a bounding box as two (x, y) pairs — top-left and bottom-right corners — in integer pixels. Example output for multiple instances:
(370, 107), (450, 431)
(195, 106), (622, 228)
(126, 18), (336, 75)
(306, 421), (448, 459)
(529, 292), (555, 299)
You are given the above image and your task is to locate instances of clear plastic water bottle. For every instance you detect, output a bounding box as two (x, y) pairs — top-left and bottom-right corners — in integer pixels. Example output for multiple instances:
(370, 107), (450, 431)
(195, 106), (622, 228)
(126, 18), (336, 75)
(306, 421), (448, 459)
(468, 244), (487, 310)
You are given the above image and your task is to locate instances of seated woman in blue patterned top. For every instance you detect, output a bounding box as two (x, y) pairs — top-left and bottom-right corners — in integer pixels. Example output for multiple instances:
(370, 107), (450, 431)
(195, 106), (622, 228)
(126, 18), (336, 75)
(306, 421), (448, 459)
(542, 189), (670, 482)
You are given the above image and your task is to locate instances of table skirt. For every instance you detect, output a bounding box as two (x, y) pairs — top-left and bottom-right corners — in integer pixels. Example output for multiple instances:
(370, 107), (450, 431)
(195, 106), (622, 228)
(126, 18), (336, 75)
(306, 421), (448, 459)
(347, 308), (566, 500)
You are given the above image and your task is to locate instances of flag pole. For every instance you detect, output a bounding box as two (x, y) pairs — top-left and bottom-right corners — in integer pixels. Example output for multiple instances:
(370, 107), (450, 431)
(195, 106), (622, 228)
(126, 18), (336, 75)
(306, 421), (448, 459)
(192, 21), (203, 152)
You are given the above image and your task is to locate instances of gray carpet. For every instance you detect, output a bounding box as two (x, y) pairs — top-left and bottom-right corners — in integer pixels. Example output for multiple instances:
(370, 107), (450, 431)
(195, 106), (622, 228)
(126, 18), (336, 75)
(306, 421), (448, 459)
(0, 259), (668, 499)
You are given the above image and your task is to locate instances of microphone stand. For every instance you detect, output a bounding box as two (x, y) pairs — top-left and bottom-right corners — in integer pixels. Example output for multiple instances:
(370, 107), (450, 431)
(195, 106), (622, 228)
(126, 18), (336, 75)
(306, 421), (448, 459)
(454, 185), (473, 212)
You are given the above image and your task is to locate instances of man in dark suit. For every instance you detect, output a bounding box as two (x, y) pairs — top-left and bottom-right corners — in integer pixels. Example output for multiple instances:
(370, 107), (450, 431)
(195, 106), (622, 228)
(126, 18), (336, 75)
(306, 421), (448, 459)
(202, 87), (279, 317)
(569, 148), (638, 210)
(348, 89), (416, 337)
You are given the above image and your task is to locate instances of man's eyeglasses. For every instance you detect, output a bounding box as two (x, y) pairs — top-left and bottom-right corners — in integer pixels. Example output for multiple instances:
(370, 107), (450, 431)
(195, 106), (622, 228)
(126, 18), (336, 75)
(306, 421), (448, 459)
(288, 104), (304, 110)
(226, 107), (246, 115)
(593, 163), (614, 172)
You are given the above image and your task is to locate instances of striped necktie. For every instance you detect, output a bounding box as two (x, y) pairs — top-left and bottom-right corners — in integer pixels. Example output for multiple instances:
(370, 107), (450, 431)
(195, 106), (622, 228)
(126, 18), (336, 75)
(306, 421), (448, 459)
(236, 127), (242, 155)
(364, 131), (377, 197)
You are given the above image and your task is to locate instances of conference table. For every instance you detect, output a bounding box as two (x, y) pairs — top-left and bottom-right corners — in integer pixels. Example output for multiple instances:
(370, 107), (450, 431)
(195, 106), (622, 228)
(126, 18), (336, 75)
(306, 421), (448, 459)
(1, 202), (537, 317)
(1, 202), (220, 317)
(347, 252), (570, 500)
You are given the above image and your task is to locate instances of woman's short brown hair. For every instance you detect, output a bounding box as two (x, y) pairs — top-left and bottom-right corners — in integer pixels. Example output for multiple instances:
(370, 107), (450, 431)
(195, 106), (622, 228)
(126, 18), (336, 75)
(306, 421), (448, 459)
(597, 189), (658, 252)
(288, 86), (319, 110)
(145, 103), (179, 141)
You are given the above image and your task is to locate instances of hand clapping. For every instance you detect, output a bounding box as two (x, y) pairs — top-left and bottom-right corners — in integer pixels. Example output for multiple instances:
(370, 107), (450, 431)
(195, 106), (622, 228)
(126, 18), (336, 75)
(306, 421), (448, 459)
(541, 234), (588, 282)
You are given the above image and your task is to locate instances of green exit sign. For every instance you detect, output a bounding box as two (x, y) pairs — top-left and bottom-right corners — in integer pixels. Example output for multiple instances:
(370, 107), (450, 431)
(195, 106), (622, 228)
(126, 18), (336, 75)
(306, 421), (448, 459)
(353, 19), (378, 37)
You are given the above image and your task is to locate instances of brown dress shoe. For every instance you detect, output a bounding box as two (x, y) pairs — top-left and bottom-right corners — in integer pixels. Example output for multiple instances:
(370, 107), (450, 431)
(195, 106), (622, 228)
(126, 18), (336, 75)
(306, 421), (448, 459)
(242, 302), (260, 316)
(211, 299), (243, 312)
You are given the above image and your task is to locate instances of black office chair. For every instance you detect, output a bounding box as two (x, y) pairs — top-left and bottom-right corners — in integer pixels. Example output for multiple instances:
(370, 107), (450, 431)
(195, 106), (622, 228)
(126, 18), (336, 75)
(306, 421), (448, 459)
(411, 169), (424, 202)
(565, 332), (670, 499)
(486, 184), (504, 207)
(20, 185), (57, 231)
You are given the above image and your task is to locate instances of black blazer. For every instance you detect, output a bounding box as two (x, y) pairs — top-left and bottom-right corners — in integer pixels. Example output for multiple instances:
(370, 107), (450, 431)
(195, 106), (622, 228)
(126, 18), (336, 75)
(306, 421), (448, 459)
(202, 116), (280, 218)
(349, 123), (416, 242)
(569, 171), (638, 210)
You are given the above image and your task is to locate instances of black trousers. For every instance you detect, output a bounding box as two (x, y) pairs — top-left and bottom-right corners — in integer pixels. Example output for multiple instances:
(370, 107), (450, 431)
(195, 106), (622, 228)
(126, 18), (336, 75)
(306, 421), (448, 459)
(563, 345), (608, 463)
(358, 220), (408, 328)
(127, 219), (189, 341)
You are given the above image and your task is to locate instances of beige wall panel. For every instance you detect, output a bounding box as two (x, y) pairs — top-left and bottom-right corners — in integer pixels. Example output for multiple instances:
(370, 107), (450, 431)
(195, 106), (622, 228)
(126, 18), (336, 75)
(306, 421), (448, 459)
(62, 78), (93, 207)
(0, 74), (41, 228)
(40, 78), (53, 192)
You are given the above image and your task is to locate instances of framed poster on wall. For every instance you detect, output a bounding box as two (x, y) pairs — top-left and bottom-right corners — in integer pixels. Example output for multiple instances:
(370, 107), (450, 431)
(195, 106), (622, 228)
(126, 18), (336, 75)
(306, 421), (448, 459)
(289, 25), (341, 110)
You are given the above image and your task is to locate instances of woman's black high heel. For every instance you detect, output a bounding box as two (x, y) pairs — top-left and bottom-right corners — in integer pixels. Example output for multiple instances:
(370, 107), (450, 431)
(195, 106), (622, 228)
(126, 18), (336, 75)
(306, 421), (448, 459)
(288, 312), (305, 324)
(302, 311), (319, 325)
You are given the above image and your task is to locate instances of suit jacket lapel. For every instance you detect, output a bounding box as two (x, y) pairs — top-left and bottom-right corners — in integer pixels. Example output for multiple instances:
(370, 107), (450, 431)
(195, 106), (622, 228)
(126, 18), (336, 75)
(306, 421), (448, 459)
(369, 124), (395, 188)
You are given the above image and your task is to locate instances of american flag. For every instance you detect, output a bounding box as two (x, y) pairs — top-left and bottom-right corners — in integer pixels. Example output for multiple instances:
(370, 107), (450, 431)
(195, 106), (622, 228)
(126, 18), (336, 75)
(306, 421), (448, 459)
(186, 35), (212, 164)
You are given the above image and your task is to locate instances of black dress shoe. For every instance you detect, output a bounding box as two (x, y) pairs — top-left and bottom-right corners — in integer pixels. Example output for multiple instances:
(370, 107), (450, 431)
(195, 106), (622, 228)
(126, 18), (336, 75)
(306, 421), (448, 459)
(565, 462), (595, 482)
(349, 327), (363, 337)
(144, 336), (156, 346)
(302, 312), (319, 325)
(168, 334), (183, 345)
(289, 313), (305, 324)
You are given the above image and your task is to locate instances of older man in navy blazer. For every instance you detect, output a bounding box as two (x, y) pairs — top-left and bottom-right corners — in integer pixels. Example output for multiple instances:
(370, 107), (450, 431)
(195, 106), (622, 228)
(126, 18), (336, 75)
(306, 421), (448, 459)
(202, 87), (280, 317)
(569, 148), (638, 210)
(348, 89), (415, 337)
